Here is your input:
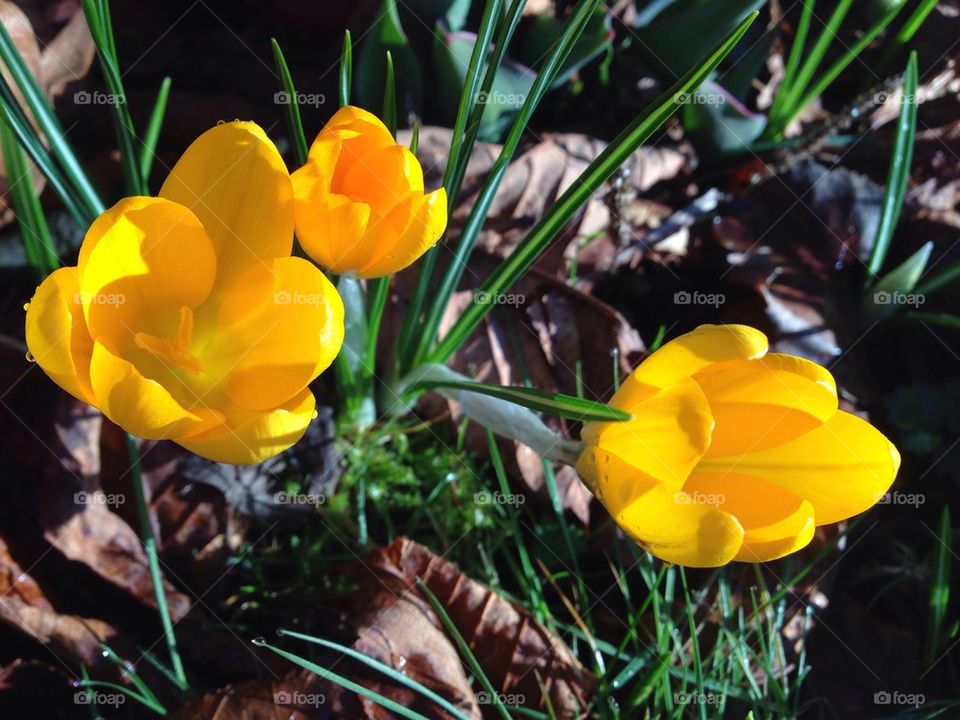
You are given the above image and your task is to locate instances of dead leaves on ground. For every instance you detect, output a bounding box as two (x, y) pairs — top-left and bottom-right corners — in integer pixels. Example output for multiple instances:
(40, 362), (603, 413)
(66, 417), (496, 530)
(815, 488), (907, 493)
(179, 537), (595, 719)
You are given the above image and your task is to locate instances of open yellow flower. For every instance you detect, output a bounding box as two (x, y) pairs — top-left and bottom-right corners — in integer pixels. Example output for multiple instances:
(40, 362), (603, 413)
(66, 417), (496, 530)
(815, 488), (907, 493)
(291, 106), (447, 278)
(24, 122), (344, 465)
(577, 324), (900, 567)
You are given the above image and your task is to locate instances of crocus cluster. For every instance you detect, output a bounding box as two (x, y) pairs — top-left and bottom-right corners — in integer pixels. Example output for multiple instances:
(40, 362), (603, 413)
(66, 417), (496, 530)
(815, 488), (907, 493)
(24, 108), (900, 567)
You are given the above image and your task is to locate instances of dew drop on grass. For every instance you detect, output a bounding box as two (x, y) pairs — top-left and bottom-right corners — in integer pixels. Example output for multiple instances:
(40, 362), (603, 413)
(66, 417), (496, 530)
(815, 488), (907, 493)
(252, 636), (267, 646)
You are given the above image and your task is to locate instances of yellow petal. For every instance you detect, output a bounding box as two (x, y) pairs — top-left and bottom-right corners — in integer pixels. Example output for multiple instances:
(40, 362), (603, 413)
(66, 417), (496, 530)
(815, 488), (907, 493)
(581, 378), (713, 490)
(698, 410), (900, 525)
(323, 105), (394, 138)
(611, 324), (768, 411)
(357, 188), (447, 278)
(292, 163), (373, 274)
(89, 341), (205, 439)
(683, 471), (816, 562)
(24, 267), (95, 403)
(159, 121), (294, 277)
(338, 144), (424, 210)
(577, 446), (744, 567)
(177, 388), (316, 465)
(694, 353), (838, 457)
(76, 197), (217, 352)
(205, 257), (344, 411)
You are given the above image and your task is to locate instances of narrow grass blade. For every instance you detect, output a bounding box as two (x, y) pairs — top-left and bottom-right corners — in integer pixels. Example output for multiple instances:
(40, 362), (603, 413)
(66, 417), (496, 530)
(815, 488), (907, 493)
(0, 85), (89, 226)
(383, 50), (397, 136)
(127, 434), (188, 690)
(80, 0), (146, 195)
(444, 0), (527, 213)
(139, 77), (171, 185)
(767, 0), (815, 127)
(415, 578), (514, 720)
(486, 429), (549, 623)
(410, 0), (601, 369)
(0, 23), (104, 217)
(924, 506), (951, 667)
(397, 0), (506, 366)
(414, 377), (630, 422)
(275, 629), (473, 720)
(253, 638), (434, 720)
(790, 3), (904, 123)
(0, 115), (58, 275)
(866, 52), (918, 279)
(897, 0), (938, 44)
(776, 0), (852, 127)
(340, 29), (353, 108)
(271, 39), (308, 166)
(429, 12), (758, 364)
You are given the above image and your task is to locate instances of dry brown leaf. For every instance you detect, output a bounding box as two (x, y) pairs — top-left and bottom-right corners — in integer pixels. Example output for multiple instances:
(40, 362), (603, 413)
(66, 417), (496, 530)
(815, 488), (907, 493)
(0, 1), (95, 224)
(0, 537), (50, 609)
(0, 596), (118, 669)
(171, 669), (338, 720)
(338, 537), (595, 718)
(37, 399), (192, 621)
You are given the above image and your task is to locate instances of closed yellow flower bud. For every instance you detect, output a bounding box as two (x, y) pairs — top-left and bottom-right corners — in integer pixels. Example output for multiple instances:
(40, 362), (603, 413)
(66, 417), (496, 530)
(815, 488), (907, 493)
(578, 324), (900, 567)
(24, 122), (344, 465)
(291, 106), (447, 278)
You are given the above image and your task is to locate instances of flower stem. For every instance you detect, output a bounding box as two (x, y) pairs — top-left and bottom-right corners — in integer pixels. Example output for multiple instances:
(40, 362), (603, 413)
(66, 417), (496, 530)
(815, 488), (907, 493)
(126, 433), (188, 690)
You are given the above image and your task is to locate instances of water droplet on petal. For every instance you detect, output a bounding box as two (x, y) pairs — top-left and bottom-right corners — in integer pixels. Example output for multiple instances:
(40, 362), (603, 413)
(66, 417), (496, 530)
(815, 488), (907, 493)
(16, 575), (24, 583)
(311, 410), (319, 420)
(22, 302), (29, 311)
(25, 351), (35, 363)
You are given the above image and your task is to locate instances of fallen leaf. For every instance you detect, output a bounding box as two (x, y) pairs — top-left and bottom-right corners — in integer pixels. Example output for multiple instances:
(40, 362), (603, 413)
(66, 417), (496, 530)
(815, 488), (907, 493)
(338, 537), (595, 718)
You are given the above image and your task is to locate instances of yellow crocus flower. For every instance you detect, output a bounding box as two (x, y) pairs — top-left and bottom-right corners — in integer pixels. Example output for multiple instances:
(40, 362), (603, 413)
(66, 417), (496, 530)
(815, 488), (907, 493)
(577, 324), (900, 567)
(24, 122), (344, 464)
(291, 106), (447, 278)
